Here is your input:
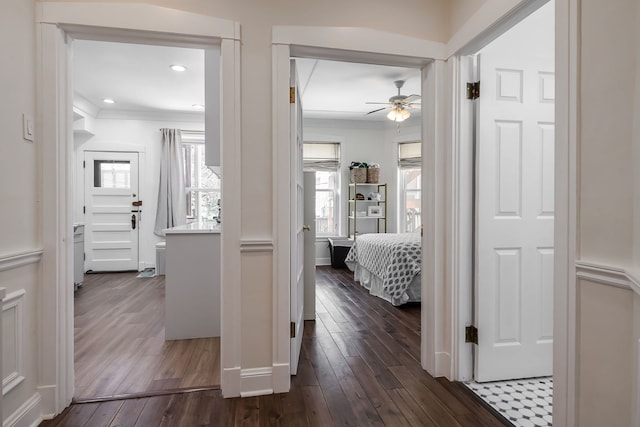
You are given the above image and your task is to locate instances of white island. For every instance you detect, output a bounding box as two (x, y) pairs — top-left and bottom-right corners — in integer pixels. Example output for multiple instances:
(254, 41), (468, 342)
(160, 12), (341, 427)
(164, 222), (220, 340)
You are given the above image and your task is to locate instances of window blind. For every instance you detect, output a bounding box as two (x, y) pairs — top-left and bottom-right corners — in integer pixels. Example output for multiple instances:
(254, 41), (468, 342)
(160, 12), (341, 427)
(303, 142), (340, 171)
(398, 141), (422, 168)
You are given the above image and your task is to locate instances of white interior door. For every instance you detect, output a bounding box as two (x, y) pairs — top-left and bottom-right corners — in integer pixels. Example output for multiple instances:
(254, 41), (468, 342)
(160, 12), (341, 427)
(84, 151), (140, 272)
(303, 172), (316, 321)
(475, 49), (555, 381)
(290, 60), (305, 375)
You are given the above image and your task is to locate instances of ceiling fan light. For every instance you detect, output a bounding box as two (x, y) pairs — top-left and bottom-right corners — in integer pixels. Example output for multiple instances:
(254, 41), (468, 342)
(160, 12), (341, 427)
(387, 107), (410, 122)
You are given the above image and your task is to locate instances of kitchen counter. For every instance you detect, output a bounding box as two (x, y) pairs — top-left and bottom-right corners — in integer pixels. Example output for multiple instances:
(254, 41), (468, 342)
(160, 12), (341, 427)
(164, 221), (220, 234)
(164, 223), (220, 340)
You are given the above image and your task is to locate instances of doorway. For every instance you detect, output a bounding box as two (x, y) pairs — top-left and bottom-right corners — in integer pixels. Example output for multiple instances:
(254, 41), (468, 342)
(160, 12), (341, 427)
(71, 38), (221, 400)
(290, 56), (425, 375)
(463, 2), (555, 425)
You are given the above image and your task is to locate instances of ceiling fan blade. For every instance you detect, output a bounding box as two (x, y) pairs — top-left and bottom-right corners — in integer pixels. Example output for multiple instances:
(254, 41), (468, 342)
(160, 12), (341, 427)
(365, 102), (390, 105)
(406, 103), (421, 109)
(402, 94), (421, 104)
(365, 107), (388, 115)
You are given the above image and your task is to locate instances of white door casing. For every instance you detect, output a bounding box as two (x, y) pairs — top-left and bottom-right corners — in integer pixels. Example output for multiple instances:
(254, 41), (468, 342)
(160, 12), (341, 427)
(84, 151), (140, 272)
(290, 59), (305, 375)
(303, 172), (316, 321)
(475, 51), (555, 381)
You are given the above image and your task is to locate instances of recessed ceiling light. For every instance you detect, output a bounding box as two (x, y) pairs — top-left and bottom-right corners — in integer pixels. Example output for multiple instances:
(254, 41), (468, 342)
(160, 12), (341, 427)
(170, 64), (187, 72)
(192, 104), (205, 110)
(103, 98), (116, 104)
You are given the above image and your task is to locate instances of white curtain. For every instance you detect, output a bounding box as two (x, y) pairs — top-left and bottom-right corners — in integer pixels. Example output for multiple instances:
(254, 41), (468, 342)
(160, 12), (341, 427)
(154, 129), (186, 236)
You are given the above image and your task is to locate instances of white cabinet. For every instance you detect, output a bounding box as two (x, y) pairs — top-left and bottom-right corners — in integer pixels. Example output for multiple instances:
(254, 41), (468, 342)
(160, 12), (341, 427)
(165, 224), (220, 340)
(347, 183), (387, 239)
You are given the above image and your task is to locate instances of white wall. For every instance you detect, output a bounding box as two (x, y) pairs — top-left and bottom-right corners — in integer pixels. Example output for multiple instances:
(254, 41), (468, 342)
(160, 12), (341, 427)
(0, 0), (42, 424)
(74, 115), (204, 269)
(574, 0), (640, 425)
(305, 118), (421, 265)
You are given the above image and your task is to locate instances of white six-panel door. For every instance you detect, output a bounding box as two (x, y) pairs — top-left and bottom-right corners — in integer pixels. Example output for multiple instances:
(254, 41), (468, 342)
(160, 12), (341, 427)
(290, 60), (305, 375)
(475, 50), (555, 381)
(84, 151), (140, 272)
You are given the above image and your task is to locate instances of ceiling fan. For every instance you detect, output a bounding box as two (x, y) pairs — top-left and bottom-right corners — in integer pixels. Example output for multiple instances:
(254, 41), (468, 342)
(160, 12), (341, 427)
(365, 80), (421, 122)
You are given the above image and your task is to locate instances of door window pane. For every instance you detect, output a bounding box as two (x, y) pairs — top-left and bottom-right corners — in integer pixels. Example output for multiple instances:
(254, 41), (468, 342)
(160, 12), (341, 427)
(94, 160), (131, 188)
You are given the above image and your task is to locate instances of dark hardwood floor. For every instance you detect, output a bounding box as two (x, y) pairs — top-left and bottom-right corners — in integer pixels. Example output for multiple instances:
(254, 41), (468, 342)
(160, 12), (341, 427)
(42, 266), (507, 426)
(73, 271), (220, 401)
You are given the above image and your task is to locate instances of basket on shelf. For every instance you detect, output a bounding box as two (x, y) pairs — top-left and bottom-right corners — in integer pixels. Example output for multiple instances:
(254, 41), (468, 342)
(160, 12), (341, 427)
(366, 167), (379, 183)
(350, 167), (367, 183)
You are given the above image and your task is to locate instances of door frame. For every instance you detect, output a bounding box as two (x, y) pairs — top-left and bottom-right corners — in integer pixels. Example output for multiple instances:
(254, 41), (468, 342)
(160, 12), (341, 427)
(449, 0), (577, 424)
(81, 146), (146, 271)
(272, 29), (447, 394)
(36, 3), (240, 414)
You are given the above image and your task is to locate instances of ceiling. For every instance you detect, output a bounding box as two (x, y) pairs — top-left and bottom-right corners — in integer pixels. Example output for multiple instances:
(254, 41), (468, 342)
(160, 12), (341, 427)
(73, 40), (422, 122)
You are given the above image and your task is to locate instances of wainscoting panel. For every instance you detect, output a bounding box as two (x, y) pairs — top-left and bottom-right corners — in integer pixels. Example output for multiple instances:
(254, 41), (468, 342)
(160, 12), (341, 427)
(3, 289), (26, 396)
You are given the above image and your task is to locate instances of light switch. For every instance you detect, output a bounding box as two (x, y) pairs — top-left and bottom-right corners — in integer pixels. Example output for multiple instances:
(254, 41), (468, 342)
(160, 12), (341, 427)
(23, 114), (34, 142)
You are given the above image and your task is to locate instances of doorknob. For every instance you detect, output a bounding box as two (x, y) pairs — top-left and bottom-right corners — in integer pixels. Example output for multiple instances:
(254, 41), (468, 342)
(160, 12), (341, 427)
(303, 225), (310, 231)
(131, 214), (137, 230)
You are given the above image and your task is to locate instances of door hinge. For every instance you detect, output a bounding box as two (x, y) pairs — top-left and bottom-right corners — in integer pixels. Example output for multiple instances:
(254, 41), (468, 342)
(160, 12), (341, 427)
(83, 160), (86, 168)
(290, 87), (295, 104)
(83, 206), (85, 214)
(466, 81), (480, 100)
(465, 325), (478, 344)
(290, 321), (296, 338)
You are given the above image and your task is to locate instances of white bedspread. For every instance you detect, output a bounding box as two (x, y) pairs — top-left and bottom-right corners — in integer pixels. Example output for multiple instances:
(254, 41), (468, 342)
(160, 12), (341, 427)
(345, 233), (421, 301)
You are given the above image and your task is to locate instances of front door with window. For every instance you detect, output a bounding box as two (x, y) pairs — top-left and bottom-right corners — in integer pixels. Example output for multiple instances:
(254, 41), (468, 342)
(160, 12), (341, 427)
(84, 151), (140, 272)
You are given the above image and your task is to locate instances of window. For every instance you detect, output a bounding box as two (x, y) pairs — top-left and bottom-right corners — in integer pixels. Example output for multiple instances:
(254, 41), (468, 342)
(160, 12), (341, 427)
(94, 160), (130, 188)
(182, 133), (220, 222)
(303, 142), (340, 236)
(398, 142), (421, 233)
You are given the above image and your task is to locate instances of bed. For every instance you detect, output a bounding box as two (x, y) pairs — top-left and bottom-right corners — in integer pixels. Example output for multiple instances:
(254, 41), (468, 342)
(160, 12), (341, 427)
(344, 233), (421, 306)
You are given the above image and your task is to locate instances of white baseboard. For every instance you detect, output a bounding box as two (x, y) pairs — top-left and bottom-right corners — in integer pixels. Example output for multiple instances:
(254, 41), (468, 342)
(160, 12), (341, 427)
(4, 392), (42, 427)
(271, 363), (290, 393)
(240, 367), (273, 397)
(36, 385), (58, 420)
(435, 351), (452, 379)
(222, 366), (241, 398)
(316, 258), (331, 266)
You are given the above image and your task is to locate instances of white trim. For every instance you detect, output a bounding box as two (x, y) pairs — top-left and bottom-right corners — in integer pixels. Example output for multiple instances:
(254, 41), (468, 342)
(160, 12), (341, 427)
(240, 240), (274, 253)
(37, 3), (240, 41)
(575, 261), (640, 296)
(221, 367), (241, 398)
(421, 59), (447, 376)
(449, 0), (550, 56)
(219, 37), (243, 398)
(239, 367), (274, 397)
(0, 250), (43, 273)
(272, 43), (293, 394)
(272, 363), (290, 394)
(37, 2), (241, 411)
(3, 392), (42, 427)
(553, 0), (579, 425)
(273, 26), (446, 63)
(316, 258), (331, 266)
(3, 290), (26, 396)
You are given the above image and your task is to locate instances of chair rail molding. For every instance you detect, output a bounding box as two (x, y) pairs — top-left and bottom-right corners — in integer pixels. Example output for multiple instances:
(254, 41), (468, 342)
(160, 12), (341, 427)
(575, 261), (640, 296)
(0, 250), (43, 272)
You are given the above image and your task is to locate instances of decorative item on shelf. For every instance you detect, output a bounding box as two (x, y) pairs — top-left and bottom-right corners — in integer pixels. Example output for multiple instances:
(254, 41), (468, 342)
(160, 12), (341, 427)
(368, 192), (382, 201)
(349, 161), (368, 183)
(367, 206), (383, 217)
(356, 193), (365, 200)
(367, 163), (380, 183)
